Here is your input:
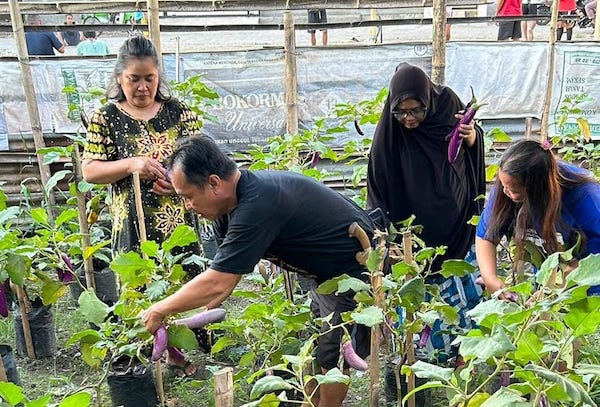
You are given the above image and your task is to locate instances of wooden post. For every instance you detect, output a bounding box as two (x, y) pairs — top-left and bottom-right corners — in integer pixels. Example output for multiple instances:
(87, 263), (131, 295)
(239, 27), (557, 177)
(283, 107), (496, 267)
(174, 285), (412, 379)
(540, 0), (560, 141)
(369, 9), (379, 43)
(524, 117), (533, 139)
(12, 284), (35, 359)
(215, 367), (234, 407)
(132, 172), (165, 406)
(402, 232), (416, 407)
(0, 358), (7, 382)
(146, 0), (163, 70)
(431, 0), (447, 85)
(283, 12), (298, 135)
(369, 267), (383, 406)
(595, 8), (600, 40)
(8, 0), (55, 212)
(71, 145), (96, 290)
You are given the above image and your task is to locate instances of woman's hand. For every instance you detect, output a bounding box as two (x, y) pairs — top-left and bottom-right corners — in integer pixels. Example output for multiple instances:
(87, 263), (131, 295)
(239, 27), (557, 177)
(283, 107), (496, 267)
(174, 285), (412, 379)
(128, 156), (167, 181)
(142, 305), (166, 335)
(152, 178), (176, 196)
(455, 112), (477, 147)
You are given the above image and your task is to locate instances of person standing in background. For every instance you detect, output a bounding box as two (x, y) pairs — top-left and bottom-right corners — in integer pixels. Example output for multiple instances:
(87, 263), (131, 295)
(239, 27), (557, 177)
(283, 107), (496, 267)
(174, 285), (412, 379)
(557, 0), (577, 40)
(25, 14), (65, 55)
(308, 8), (328, 46)
(497, 0), (523, 40)
(56, 14), (81, 47)
(76, 31), (110, 56)
(521, 0), (544, 40)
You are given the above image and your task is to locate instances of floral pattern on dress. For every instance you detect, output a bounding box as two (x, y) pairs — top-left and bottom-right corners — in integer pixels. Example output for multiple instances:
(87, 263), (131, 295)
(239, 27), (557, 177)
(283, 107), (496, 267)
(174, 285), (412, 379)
(155, 200), (186, 237)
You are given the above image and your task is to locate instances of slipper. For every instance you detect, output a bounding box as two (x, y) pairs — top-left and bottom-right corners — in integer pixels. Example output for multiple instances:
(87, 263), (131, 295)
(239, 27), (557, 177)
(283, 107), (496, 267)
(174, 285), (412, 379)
(167, 360), (196, 378)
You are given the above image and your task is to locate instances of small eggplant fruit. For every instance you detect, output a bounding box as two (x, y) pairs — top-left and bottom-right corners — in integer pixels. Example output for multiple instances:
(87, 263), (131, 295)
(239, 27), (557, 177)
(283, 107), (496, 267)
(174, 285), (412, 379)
(173, 308), (226, 329)
(57, 254), (75, 283)
(447, 87), (486, 163)
(418, 325), (431, 348)
(341, 341), (369, 371)
(0, 285), (8, 318)
(152, 325), (168, 361)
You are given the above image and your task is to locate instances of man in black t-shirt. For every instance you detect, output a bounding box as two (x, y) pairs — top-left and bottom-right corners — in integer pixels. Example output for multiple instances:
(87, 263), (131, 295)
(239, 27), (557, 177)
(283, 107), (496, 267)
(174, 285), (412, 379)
(143, 136), (373, 407)
(25, 14), (65, 56)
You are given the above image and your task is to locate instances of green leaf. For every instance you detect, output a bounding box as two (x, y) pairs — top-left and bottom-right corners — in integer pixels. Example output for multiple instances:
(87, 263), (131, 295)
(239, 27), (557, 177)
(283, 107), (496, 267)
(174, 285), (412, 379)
(466, 298), (519, 326)
(162, 225), (198, 253)
(399, 379), (448, 405)
(397, 277), (425, 313)
(78, 290), (110, 326)
(55, 208), (79, 227)
(167, 324), (199, 350)
(535, 252), (560, 287)
(58, 392), (92, 407)
(366, 249), (382, 273)
(314, 367), (349, 385)
(440, 260), (476, 278)
(459, 325), (516, 361)
(141, 241), (160, 259)
(27, 394), (52, 407)
(243, 302), (270, 320)
(44, 170), (71, 194)
(6, 253), (29, 286)
(110, 251), (154, 287)
(0, 381), (27, 405)
(240, 392), (282, 407)
(0, 206), (20, 225)
(40, 278), (68, 305)
(211, 336), (238, 354)
(566, 254), (600, 287)
(485, 164), (499, 182)
(404, 360), (453, 381)
(350, 306), (383, 327)
(249, 375), (294, 400)
(336, 276), (370, 295)
(563, 296), (600, 336)
(480, 387), (528, 406)
(524, 364), (595, 405)
(513, 330), (544, 365)
(145, 280), (169, 301)
(30, 207), (49, 226)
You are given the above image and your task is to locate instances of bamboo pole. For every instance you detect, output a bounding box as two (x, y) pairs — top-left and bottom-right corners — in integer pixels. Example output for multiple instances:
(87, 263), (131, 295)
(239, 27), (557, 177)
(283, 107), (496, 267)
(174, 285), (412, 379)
(214, 367), (234, 407)
(8, 0), (55, 213)
(147, 0), (163, 70)
(72, 144), (96, 290)
(369, 266), (383, 406)
(402, 232), (416, 407)
(0, 357), (7, 382)
(540, 0), (560, 141)
(431, 0), (447, 84)
(132, 172), (165, 406)
(596, 7), (600, 40)
(283, 12), (298, 135)
(11, 284), (35, 359)
(524, 117), (532, 139)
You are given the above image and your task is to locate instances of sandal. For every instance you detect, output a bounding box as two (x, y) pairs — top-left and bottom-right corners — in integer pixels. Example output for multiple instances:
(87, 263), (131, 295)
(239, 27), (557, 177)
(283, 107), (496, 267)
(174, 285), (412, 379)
(167, 360), (196, 378)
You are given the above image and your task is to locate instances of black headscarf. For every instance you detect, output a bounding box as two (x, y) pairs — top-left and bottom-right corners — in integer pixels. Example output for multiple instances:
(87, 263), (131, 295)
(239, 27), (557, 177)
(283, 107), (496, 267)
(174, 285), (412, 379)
(367, 63), (486, 269)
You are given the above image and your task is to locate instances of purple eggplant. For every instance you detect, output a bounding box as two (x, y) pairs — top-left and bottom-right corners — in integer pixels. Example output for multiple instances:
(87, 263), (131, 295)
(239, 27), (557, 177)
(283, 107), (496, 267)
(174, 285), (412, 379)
(447, 87), (486, 163)
(418, 325), (431, 348)
(0, 284), (8, 318)
(152, 325), (168, 361)
(309, 152), (321, 168)
(342, 341), (369, 371)
(57, 254), (75, 283)
(173, 308), (226, 329)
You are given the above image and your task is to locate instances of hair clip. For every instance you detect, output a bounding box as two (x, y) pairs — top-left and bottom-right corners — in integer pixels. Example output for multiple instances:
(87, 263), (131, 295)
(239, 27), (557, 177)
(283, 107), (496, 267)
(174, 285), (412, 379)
(541, 139), (552, 151)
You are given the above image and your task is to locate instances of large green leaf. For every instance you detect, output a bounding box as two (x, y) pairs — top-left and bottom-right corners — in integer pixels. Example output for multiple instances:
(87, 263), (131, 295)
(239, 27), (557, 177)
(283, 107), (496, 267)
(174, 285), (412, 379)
(110, 251), (154, 287)
(0, 381), (27, 405)
(350, 306), (383, 327)
(466, 298), (519, 327)
(524, 364), (596, 406)
(162, 225), (198, 252)
(59, 392), (92, 407)
(27, 394), (52, 407)
(336, 276), (370, 295)
(167, 324), (199, 350)
(55, 208), (79, 227)
(44, 170), (71, 195)
(29, 207), (49, 226)
(566, 254), (600, 287)
(5, 253), (29, 286)
(397, 277), (425, 313)
(78, 290), (109, 326)
(513, 330), (544, 365)
(459, 325), (516, 361)
(240, 392), (282, 407)
(211, 336), (239, 354)
(40, 277), (68, 305)
(140, 240), (160, 259)
(403, 360), (453, 381)
(440, 259), (476, 278)
(249, 375), (294, 400)
(563, 296), (600, 336)
(0, 206), (20, 225)
(535, 252), (560, 287)
(480, 387), (528, 407)
(314, 367), (349, 385)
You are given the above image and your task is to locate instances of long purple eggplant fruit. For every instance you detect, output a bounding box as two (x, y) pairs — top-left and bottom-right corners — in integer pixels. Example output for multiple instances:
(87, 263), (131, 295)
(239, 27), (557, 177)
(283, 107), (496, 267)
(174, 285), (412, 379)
(447, 87), (486, 163)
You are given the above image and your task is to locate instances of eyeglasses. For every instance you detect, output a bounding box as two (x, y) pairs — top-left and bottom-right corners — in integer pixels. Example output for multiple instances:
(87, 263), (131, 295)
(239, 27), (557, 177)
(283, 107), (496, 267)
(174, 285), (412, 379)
(391, 106), (428, 121)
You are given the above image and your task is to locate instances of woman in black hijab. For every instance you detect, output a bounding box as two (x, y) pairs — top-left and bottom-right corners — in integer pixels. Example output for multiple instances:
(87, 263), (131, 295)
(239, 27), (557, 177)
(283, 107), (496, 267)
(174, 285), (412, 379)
(368, 63), (486, 368)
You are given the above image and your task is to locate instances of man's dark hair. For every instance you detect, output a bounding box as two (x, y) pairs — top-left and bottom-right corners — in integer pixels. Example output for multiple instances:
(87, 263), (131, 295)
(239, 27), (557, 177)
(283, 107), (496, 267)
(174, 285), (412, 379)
(83, 31), (96, 39)
(168, 136), (237, 187)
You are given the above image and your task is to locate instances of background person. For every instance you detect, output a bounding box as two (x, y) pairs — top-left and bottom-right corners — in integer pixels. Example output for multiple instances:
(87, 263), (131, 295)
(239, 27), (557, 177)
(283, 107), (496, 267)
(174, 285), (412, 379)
(521, 0), (544, 40)
(25, 14), (65, 55)
(367, 63), (486, 370)
(76, 31), (110, 56)
(308, 8), (328, 46)
(143, 136), (373, 407)
(557, 0), (578, 40)
(56, 13), (81, 47)
(476, 139), (600, 297)
(82, 35), (204, 377)
(496, 0), (523, 40)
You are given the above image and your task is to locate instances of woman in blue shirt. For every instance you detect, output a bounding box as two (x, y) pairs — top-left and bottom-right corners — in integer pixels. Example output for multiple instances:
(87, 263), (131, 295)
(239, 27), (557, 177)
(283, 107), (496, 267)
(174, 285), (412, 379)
(476, 139), (600, 297)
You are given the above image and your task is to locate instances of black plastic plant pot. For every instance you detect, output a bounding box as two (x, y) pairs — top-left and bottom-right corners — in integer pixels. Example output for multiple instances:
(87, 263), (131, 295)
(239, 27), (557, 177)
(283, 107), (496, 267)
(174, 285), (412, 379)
(70, 267), (119, 306)
(14, 302), (57, 359)
(0, 344), (21, 385)
(107, 359), (158, 407)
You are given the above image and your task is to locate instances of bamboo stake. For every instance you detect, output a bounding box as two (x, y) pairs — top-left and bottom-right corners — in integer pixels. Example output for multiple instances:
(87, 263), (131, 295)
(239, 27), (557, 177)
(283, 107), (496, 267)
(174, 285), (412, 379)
(72, 144), (96, 290)
(8, 0), (55, 214)
(595, 8), (600, 40)
(11, 284), (35, 359)
(0, 358), (7, 382)
(132, 172), (165, 406)
(524, 117), (532, 139)
(214, 367), (234, 407)
(147, 0), (163, 70)
(369, 265), (383, 406)
(281, 11), (298, 303)
(402, 232), (416, 407)
(431, 0), (447, 85)
(540, 0), (560, 141)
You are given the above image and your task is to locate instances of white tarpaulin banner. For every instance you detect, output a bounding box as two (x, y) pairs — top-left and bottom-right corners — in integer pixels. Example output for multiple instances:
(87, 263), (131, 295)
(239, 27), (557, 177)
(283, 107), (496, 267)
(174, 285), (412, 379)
(0, 42), (598, 151)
